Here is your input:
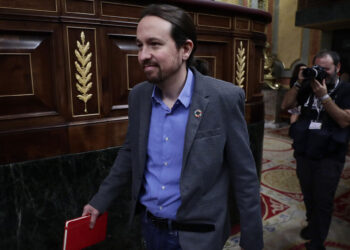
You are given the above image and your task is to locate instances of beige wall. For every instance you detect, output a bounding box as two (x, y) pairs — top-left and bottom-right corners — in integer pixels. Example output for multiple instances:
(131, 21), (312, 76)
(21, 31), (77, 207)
(277, 0), (303, 70)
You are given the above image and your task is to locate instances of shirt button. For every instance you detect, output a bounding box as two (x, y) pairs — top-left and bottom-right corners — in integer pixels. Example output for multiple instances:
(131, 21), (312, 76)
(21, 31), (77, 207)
(165, 137), (169, 141)
(164, 162), (168, 166)
(161, 186), (165, 190)
(159, 206), (163, 210)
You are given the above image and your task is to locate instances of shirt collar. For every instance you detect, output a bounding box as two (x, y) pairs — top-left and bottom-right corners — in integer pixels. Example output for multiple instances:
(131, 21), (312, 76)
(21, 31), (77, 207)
(152, 69), (194, 108)
(334, 78), (340, 90)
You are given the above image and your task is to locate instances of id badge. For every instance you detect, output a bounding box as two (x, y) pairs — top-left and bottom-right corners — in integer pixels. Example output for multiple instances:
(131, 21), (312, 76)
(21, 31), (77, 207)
(309, 121), (322, 130)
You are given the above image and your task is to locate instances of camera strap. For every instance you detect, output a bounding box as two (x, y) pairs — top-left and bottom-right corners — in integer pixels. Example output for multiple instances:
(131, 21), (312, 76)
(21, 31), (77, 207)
(304, 79), (341, 127)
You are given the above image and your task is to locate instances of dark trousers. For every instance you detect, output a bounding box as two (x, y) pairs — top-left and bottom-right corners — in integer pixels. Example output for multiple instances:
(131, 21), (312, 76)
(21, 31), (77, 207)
(141, 211), (182, 250)
(295, 155), (344, 248)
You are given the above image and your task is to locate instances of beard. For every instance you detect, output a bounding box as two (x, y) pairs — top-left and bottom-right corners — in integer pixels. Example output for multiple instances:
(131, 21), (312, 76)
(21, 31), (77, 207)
(141, 60), (161, 83)
(325, 69), (338, 89)
(145, 67), (163, 84)
(141, 58), (182, 85)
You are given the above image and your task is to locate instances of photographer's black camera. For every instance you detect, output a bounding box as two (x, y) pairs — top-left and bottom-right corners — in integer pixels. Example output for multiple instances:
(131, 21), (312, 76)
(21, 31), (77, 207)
(302, 65), (327, 82)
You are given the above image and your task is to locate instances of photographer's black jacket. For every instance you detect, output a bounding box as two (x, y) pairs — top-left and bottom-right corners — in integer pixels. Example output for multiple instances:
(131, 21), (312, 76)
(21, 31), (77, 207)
(290, 80), (350, 162)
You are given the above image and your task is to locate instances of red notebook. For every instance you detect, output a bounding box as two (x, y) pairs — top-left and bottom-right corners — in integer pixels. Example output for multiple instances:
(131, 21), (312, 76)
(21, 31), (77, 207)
(63, 213), (108, 250)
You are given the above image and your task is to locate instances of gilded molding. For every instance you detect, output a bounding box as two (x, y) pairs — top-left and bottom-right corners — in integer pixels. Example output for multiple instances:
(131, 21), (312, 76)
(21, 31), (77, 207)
(235, 41), (246, 88)
(66, 26), (100, 117)
(263, 42), (280, 89)
(74, 31), (93, 113)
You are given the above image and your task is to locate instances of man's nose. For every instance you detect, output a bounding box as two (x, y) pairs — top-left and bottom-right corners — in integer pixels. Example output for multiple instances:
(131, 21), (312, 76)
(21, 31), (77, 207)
(138, 46), (151, 61)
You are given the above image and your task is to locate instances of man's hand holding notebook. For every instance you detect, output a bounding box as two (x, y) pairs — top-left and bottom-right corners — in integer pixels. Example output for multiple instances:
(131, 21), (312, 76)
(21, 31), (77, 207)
(63, 212), (108, 250)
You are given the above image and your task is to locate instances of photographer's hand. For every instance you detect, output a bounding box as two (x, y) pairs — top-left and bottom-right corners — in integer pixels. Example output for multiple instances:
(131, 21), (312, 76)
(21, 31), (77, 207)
(297, 65), (307, 83)
(311, 78), (327, 98)
(281, 65), (307, 110)
(312, 78), (350, 128)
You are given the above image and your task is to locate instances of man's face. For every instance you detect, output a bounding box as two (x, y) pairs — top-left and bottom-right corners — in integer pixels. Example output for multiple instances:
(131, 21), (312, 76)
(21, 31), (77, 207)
(315, 54), (340, 86)
(136, 15), (185, 84)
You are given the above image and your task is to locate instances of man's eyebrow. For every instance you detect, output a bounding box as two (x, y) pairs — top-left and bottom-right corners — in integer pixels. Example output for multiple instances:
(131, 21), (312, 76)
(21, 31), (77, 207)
(149, 36), (165, 42)
(136, 37), (165, 45)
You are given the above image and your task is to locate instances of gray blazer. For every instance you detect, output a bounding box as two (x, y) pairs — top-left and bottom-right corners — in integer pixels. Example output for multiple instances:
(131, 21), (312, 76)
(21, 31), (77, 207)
(90, 68), (263, 250)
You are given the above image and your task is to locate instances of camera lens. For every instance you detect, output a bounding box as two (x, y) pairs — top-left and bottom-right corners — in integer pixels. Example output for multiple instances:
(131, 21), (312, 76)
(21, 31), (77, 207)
(302, 68), (317, 79)
(302, 65), (327, 82)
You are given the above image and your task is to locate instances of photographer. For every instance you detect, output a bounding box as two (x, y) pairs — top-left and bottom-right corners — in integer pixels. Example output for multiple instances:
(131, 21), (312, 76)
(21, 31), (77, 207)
(281, 50), (350, 250)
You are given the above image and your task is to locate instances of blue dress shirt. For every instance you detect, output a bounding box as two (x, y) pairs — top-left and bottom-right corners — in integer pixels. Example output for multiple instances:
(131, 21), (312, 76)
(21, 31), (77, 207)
(140, 69), (194, 219)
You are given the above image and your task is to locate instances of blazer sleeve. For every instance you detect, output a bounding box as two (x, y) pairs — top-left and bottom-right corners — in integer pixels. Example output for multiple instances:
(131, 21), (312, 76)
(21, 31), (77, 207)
(89, 131), (132, 213)
(225, 87), (263, 250)
(89, 93), (134, 213)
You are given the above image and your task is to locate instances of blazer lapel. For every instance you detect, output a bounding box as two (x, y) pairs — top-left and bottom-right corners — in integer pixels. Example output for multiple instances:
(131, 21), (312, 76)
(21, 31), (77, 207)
(182, 72), (210, 169)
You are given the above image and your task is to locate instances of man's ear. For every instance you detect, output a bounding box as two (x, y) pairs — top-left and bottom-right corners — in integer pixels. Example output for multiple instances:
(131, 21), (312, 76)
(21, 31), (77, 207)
(181, 39), (194, 61)
(336, 63), (341, 73)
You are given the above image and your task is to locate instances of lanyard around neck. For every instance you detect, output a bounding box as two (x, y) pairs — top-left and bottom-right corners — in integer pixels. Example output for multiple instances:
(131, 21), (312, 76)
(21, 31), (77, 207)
(307, 78), (340, 121)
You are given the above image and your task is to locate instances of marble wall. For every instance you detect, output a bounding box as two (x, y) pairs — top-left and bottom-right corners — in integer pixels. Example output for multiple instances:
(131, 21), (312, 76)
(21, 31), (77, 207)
(0, 147), (142, 250)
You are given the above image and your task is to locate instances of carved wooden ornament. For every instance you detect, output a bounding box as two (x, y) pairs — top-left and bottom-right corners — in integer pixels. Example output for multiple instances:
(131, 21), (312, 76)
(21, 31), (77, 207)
(75, 31), (93, 113)
(235, 41), (246, 88)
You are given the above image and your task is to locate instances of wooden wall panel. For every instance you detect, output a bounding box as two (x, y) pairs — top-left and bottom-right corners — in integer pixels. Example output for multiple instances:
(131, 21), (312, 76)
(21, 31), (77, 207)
(247, 39), (265, 105)
(193, 56), (217, 78)
(68, 119), (128, 153)
(108, 33), (144, 111)
(0, 0), (57, 12)
(0, 0), (271, 164)
(197, 13), (231, 29)
(64, 0), (95, 15)
(235, 18), (250, 31)
(196, 39), (231, 80)
(0, 54), (33, 96)
(0, 127), (69, 163)
(0, 30), (58, 118)
(252, 21), (266, 33)
(101, 2), (143, 21)
(126, 55), (146, 89)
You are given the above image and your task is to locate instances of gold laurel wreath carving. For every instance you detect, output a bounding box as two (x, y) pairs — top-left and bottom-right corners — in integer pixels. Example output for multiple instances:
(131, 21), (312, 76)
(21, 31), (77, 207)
(235, 41), (246, 88)
(75, 31), (93, 113)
